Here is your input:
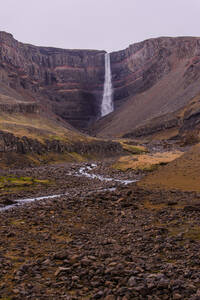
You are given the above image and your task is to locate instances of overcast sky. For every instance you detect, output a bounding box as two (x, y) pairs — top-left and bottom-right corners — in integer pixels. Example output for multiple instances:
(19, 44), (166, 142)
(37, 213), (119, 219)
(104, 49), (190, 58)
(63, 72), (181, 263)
(1, 0), (200, 52)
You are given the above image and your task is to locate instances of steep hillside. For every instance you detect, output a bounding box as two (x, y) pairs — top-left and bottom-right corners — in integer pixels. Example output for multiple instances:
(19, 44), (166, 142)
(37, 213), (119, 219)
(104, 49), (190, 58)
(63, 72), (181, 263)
(0, 47), (123, 167)
(0, 31), (105, 129)
(2, 32), (200, 152)
(91, 37), (200, 139)
(122, 92), (200, 141)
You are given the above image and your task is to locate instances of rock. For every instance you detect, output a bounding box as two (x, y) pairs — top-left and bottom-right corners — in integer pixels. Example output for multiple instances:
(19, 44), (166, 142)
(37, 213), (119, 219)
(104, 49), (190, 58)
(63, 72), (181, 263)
(0, 32), (105, 129)
(43, 259), (51, 265)
(105, 296), (116, 300)
(6, 231), (16, 237)
(93, 291), (104, 299)
(167, 201), (178, 206)
(183, 205), (200, 212)
(128, 276), (136, 287)
(53, 252), (69, 260)
(54, 267), (71, 277)
(173, 293), (182, 300)
(69, 255), (79, 265)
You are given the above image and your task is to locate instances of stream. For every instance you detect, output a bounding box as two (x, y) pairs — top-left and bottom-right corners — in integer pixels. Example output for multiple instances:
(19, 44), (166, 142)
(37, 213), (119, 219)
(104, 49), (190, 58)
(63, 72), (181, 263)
(0, 164), (137, 212)
(78, 164), (136, 185)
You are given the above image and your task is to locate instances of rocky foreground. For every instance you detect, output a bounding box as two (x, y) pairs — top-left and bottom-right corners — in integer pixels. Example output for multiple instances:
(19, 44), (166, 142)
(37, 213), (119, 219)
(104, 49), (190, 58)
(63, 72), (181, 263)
(0, 161), (200, 299)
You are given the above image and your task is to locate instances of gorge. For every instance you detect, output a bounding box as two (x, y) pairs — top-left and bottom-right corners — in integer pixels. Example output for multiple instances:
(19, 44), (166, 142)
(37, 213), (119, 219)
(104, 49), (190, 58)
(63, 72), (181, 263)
(2, 32), (200, 142)
(2, 31), (200, 299)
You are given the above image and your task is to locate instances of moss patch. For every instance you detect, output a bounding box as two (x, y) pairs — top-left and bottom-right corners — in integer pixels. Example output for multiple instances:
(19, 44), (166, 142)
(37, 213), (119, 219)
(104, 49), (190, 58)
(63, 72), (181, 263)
(0, 176), (51, 196)
(113, 139), (147, 154)
(121, 143), (147, 154)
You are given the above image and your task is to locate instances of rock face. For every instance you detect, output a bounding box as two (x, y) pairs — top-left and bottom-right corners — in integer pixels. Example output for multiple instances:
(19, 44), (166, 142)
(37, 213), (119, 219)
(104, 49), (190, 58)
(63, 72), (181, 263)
(0, 31), (105, 129)
(2, 32), (200, 138)
(110, 37), (200, 107)
(92, 37), (200, 138)
(0, 130), (122, 156)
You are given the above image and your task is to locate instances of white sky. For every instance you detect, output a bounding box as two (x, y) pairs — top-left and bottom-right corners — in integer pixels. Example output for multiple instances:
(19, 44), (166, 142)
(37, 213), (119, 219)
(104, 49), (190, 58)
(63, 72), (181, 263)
(0, 0), (200, 52)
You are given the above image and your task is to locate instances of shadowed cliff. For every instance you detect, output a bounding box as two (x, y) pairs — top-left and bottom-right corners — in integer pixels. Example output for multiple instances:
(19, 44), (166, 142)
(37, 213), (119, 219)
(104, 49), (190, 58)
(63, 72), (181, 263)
(0, 31), (106, 129)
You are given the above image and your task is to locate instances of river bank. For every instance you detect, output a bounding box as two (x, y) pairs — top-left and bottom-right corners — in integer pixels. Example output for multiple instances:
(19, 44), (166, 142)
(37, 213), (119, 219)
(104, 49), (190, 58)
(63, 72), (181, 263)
(1, 182), (200, 299)
(1, 147), (200, 299)
(0, 160), (142, 211)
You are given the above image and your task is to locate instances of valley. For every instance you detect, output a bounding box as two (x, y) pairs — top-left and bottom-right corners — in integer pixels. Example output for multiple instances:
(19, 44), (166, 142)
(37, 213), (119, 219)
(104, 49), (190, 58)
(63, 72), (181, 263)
(1, 144), (200, 299)
(1, 31), (200, 299)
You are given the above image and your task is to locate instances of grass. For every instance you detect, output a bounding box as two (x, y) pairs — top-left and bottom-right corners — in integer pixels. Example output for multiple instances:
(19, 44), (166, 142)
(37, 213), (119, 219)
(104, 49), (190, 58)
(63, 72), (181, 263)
(168, 224), (200, 241)
(0, 176), (51, 195)
(0, 112), (127, 168)
(69, 152), (86, 162)
(143, 200), (167, 210)
(153, 217), (200, 242)
(139, 144), (200, 192)
(0, 112), (85, 143)
(121, 143), (147, 154)
(113, 139), (147, 154)
(112, 151), (183, 171)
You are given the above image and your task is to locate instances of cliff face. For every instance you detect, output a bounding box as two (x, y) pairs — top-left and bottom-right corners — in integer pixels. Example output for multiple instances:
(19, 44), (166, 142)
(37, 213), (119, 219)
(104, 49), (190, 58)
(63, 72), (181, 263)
(0, 32), (105, 128)
(110, 37), (200, 107)
(92, 37), (200, 138)
(2, 32), (200, 138)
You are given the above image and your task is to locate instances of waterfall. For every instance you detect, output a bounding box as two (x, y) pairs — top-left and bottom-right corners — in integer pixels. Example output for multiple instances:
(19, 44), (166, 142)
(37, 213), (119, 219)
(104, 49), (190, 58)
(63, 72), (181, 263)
(101, 53), (114, 117)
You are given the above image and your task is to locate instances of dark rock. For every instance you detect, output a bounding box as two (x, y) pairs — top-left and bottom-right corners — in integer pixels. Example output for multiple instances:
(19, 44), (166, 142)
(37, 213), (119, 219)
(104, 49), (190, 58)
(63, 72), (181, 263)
(183, 205), (200, 212)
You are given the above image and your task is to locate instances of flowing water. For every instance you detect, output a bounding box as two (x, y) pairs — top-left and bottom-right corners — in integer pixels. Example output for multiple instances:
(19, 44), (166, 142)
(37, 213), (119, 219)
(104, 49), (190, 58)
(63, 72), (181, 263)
(0, 194), (64, 212)
(78, 164), (137, 185)
(0, 164), (137, 212)
(101, 53), (114, 117)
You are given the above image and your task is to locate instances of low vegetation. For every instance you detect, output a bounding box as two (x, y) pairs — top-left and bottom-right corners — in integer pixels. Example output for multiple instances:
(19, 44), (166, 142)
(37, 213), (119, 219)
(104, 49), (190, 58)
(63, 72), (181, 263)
(0, 176), (50, 195)
(0, 112), (84, 143)
(112, 151), (183, 171)
(139, 144), (200, 192)
(113, 139), (147, 154)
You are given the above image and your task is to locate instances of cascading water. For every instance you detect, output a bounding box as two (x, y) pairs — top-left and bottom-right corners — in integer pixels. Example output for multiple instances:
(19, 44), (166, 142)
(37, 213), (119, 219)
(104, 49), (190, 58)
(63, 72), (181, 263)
(101, 53), (114, 117)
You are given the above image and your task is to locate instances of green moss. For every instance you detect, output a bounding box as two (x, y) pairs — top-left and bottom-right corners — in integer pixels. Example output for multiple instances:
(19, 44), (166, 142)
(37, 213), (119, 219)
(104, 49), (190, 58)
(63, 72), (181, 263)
(121, 143), (147, 154)
(33, 179), (49, 184)
(0, 176), (51, 193)
(70, 152), (86, 162)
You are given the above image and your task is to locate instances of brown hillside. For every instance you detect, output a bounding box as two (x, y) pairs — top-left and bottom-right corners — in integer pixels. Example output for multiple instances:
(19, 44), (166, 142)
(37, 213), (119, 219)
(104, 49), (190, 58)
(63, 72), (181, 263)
(91, 37), (200, 138)
(139, 144), (200, 192)
(0, 31), (105, 129)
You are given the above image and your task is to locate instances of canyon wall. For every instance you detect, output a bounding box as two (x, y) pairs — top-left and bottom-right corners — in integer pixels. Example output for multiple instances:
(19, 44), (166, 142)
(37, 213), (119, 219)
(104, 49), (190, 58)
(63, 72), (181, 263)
(0, 31), (105, 129)
(92, 37), (200, 138)
(2, 31), (200, 137)
(110, 37), (200, 108)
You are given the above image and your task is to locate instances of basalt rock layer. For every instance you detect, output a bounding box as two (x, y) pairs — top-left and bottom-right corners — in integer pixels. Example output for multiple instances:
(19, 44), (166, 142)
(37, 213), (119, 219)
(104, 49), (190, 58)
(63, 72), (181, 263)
(0, 31), (105, 129)
(93, 37), (200, 139)
(2, 32), (200, 140)
(0, 130), (122, 155)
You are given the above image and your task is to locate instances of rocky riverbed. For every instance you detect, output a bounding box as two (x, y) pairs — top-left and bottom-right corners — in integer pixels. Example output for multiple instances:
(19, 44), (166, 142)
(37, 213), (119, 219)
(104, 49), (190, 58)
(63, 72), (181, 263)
(1, 160), (200, 299)
(0, 161), (141, 210)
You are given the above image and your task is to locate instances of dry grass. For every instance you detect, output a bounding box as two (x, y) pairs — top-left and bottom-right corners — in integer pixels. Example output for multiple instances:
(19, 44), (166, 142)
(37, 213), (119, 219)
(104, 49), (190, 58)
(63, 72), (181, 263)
(139, 144), (200, 192)
(0, 112), (84, 143)
(112, 151), (183, 171)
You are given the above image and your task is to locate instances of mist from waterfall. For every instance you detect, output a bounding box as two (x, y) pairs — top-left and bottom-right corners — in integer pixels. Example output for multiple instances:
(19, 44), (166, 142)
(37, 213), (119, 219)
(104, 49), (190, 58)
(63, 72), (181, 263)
(101, 53), (114, 117)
